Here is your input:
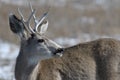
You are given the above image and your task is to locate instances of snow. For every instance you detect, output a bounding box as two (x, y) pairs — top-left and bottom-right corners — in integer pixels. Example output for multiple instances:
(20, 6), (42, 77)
(54, 34), (120, 47)
(0, 40), (19, 80)
(0, 42), (18, 60)
(80, 17), (95, 24)
(0, 34), (120, 79)
(55, 38), (79, 46)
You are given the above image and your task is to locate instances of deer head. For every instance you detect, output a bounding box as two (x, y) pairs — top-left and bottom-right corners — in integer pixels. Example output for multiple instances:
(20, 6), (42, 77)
(9, 4), (64, 80)
(9, 4), (63, 58)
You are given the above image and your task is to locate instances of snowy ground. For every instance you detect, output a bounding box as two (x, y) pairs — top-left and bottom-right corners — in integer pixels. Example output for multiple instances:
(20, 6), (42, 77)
(0, 40), (19, 80)
(1, 34), (120, 80)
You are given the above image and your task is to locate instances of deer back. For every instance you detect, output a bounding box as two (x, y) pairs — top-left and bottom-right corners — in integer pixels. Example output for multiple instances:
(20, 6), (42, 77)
(36, 38), (120, 80)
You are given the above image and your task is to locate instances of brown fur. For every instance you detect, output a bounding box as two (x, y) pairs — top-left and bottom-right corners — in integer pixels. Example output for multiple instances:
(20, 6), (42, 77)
(32, 38), (120, 80)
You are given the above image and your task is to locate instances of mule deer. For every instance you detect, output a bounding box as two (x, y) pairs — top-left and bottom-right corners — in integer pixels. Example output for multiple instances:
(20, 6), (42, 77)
(9, 5), (120, 80)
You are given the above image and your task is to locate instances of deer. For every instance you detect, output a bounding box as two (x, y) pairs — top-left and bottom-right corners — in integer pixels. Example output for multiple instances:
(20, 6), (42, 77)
(9, 4), (120, 80)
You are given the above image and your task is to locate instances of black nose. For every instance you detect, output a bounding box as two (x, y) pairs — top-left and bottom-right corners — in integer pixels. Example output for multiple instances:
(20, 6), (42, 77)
(38, 39), (45, 43)
(53, 48), (64, 55)
(9, 14), (25, 34)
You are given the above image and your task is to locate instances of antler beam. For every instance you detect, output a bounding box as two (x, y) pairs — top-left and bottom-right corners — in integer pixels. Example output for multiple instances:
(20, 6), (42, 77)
(29, 3), (48, 33)
(18, 8), (35, 34)
(17, 3), (48, 35)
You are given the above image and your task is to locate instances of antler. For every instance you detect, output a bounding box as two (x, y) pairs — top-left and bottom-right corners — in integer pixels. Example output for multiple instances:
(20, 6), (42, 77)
(29, 3), (48, 34)
(17, 3), (48, 35)
(18, 7), (35, 34)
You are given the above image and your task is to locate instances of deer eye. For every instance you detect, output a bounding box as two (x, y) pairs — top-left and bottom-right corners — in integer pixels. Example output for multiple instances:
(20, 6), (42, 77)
(38, 39), (45, 43)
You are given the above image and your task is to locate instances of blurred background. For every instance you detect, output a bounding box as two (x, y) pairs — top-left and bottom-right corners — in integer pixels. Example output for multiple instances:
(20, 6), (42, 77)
(0, 0), (120, 80)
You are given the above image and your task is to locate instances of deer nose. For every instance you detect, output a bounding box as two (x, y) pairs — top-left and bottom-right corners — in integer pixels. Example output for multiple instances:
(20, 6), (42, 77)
(53, 48), (64, 57)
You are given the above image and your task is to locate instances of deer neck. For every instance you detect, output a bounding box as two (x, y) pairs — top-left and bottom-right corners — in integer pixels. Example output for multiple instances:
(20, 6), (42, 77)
(15, 42), (42, 80)
(29, 62), (41, 80)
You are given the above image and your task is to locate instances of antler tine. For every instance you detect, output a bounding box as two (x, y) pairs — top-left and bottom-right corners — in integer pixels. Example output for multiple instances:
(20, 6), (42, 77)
(29, 2), (48, 33)
(18, 2), (48, 35)
(17, 7), (35, 34)
(29, 3), (38, 29)
(35, 12), (48, 32)
(25, 8), (36, 33)
(18, 8), (25, 22)
(29, 2), (48, 34)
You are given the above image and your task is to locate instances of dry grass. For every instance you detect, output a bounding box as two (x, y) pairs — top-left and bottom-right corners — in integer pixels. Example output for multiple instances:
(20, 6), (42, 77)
(0, 2), (120, 44)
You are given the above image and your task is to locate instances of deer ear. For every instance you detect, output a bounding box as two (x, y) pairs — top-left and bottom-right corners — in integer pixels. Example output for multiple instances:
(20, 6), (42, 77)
(9, 14), (26, 38)
(39, 20), (48, 35)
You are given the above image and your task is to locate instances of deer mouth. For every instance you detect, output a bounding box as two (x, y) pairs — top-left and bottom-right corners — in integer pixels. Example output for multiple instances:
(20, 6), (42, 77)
(53, 48), (64, 57)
